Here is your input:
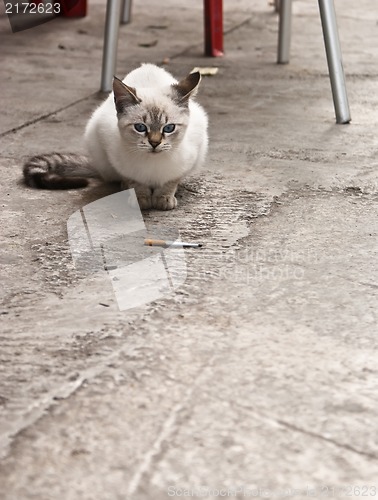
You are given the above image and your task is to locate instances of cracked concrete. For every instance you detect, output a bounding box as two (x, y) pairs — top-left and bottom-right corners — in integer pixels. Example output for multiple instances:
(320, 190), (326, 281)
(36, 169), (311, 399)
(1, 0), (378, 498)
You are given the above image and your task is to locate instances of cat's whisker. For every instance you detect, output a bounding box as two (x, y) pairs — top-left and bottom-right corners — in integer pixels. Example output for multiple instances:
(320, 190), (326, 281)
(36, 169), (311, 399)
(124, 144), (149, 154)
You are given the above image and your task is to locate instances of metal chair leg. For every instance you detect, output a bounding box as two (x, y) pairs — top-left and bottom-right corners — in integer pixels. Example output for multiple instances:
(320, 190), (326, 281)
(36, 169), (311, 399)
(121, 0), (132, 25)
(277, 0), (292, 64)
(100, 0), (123, 92)
(318, 0), (351, 123)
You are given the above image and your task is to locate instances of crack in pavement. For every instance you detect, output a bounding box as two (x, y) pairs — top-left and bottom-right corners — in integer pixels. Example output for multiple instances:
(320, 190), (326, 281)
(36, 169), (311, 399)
(0, 94), (98, 138)
(276, 419), (378, 461)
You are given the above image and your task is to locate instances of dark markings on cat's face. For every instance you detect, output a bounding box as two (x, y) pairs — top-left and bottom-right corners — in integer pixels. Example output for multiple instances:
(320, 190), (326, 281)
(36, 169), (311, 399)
(114, 71), (200, 153)
(131, 107), (178, 152)
(149, 107), (164, 130)
(131, 112), (181, 153)
(147, 130), (163, 149)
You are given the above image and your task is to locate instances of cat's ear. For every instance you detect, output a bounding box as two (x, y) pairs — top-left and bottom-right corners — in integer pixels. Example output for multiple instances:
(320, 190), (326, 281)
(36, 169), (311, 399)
(113, 76), (141, 113)
(172, 71), (201, 106)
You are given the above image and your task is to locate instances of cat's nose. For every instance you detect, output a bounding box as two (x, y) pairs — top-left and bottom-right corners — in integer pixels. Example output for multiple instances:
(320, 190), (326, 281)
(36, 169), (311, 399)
(148, 139), (161, 149)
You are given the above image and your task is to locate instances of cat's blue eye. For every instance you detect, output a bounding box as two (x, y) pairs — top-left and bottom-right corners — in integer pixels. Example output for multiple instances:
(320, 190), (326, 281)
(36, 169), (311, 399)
(134, 123), (147, 133)
(163, 124), (176, 134)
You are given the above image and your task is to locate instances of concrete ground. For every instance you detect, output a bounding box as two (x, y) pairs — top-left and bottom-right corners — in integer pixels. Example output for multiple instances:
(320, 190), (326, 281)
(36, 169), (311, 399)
(1, 0), (378, 498)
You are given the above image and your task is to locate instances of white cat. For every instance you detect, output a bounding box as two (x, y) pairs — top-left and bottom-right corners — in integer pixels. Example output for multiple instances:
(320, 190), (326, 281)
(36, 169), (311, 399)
(23, 64), (209, 210)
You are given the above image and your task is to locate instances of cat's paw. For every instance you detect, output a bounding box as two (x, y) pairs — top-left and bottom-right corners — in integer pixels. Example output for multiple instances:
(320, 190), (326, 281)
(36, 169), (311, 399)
(121, 180), (152, 210)
(137, 194), (153, 210)
(120, 180), (130, 191)
(122, 189), (152, 210)
(152, 194), (178, 211)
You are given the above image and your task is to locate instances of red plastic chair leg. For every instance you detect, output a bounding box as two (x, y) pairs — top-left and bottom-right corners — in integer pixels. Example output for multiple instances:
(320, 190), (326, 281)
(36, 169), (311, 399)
(204, 0), (224, 57)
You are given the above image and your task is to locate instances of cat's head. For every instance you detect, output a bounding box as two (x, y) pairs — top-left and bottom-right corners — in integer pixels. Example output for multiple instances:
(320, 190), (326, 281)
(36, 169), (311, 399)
(112, 71), (201, 154)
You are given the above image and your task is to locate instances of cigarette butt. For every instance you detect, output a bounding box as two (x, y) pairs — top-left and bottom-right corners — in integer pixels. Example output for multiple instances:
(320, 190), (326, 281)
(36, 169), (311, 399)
(144, 239), (166, 246)
(104, 265), (118, 271)
(144, 239), (202, 248)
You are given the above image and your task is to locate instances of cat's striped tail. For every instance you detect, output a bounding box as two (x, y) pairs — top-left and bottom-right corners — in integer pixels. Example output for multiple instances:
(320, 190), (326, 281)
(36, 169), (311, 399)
(23, 153), (99, 189)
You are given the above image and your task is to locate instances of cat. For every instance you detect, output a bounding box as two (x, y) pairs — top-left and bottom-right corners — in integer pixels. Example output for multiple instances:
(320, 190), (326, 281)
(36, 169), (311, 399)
(23, 63), (209, 210)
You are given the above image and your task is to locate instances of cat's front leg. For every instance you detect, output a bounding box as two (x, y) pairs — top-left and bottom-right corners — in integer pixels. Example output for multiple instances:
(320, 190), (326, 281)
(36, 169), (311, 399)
(152, 180), (179, 211)
(121, 178), (152, 210)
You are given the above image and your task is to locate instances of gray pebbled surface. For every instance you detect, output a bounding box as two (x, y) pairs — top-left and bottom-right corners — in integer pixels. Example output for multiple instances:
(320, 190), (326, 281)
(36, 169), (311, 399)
(1, 0), (378, 498)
